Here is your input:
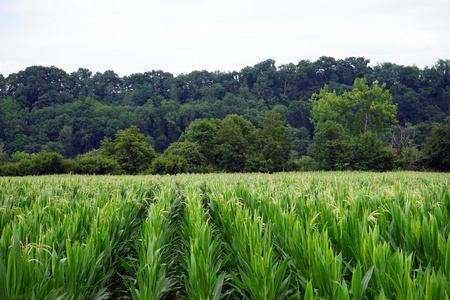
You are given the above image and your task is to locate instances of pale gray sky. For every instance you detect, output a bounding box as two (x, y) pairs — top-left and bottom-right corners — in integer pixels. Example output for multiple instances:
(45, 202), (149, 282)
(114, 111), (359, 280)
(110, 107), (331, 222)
(1, 0), (449, 76)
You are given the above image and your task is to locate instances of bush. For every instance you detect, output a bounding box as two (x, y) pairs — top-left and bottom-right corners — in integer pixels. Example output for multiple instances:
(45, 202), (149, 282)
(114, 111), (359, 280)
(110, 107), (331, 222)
(0, 162), (22, 176)
(391, 146), (425, 171)
(76, 156), (122, 175)
(423, 123), (450, 171)
(0, 152), (71, 176)
(10, 151), (36, 163)
(149, 154), (188, 175)
(32, 152), (66, 175)
(100, 126), (156, 174)
(350, 133), (393, 171)
(243, 154), (271, 173)
(0, 152), (9, 165)
(286, 156), (318, 171)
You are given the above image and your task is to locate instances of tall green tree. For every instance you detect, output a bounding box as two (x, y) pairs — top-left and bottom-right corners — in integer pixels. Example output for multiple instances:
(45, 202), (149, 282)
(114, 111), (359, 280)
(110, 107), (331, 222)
(310, 85), (351, 128)
(100, 126), (156, 174)
(181, 118), (221, 163)
(257, 112), (291, 172)
(164, 140), (206, 172)
(423, 123), (450, 171)
(345, 78), (397, 136)
(214, 114), (256, 172)
(308, 120), (350, 170)
(310, 78), (397, 170)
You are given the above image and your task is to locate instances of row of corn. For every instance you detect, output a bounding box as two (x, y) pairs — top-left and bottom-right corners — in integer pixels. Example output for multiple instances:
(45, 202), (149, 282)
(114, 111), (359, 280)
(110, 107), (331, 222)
(1, 172), (449, 299)
(0, 176), (154, 299)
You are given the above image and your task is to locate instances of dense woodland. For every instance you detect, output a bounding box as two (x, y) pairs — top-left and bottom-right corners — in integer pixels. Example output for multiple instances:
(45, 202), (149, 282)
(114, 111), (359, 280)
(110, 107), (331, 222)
(0, 56), (449, 175)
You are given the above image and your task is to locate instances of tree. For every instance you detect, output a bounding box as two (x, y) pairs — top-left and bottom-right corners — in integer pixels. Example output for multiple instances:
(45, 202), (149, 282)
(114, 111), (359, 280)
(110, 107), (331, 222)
(58, 125), (75, 157)
(181, 118), (221, 163)
(308, 120), (350, 170)
(91, 70), (122, 103)
(164, 140), (206, 172)
(345, 78), (397, 137)
(335, 57), (372, 86)
(76, 156), (121, 175)
(149, 154), (188, 175)
(257, 112), (291, 172)
(214, 115), (255, 172)
(1, 57), (447, 160)
(100, 126), (156, 174)
(287, 100), (312, 130)
(310, 85), (351, 128)
(0, 97), (26, 143)
(0, 74), (6, 98)
(0, 143), (9, 164)
(423, 123), (450, 171)
(287, 126), (311, 158)
(387, 123), (425, 170)
(350, 132), (392, 171)
(309, 78), (397, 170)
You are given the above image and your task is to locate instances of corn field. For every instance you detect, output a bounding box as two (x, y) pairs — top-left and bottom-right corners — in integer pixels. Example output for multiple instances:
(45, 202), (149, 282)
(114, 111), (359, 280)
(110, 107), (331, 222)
(1, 172), (449, 299)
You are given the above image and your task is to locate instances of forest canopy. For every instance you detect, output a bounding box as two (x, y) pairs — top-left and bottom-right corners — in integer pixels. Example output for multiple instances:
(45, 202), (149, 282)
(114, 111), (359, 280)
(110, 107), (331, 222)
(0, 56), (449, 174)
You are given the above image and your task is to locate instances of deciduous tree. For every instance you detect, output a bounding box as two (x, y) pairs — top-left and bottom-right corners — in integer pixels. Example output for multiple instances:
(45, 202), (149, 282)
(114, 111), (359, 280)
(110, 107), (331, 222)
(100, 126), (156, 174)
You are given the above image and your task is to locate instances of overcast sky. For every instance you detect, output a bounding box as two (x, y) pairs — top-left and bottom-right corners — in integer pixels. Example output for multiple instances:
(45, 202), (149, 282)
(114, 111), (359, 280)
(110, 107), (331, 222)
(1, 0), (449, 77)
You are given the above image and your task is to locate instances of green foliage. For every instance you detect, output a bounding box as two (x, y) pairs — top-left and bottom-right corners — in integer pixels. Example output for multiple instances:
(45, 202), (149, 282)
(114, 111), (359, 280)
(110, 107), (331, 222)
(164, 140), (206, 173)
(0, 152), (69, 176)
(0, 152), (8, 165)
(1, 172), (450, 298)
(310, 86), (352, 128)
(30, 152), (66, 175)
(214, 114), (256, 172)
(258, 112), (291, 172)
(391, 145), (425, 171)
(10, 151), (35, 162)
(181, 118), (221, 162)
(1, 59), (449, 172)
(310, 78), (398, 170)
(287, 125), (311, 157)
(0, 176), (152, 299)
(100, 126), (156, 174)
(286, 155), (318, 171)
(311, 78), (397, 137)
(208, 192), (293, 299)
(387, 123), (427, 170)
(243, 153), (271, 173)
(309, 120), (350, 170)
(124, 184), (181, 299)
(173, 113), (292, 173)
(350, 132), (392, 171)
(345, 78), (397, 136)
(423, 123), (450, 171)
(42, 141), (66, 156)
(76, 156), (122, 175)
(180, 189), (228, 299)
(149, 154), (188, 175)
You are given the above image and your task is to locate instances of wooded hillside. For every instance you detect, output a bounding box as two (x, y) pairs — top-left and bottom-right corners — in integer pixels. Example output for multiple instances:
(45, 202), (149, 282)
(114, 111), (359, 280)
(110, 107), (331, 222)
(1, 56), (449, 173)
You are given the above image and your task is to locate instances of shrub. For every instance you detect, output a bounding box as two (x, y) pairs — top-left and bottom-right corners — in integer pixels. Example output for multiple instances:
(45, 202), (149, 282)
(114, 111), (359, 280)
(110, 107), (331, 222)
(149, 154), (188, 175)
(76, 156), (122, 175)
(286, 156), (318, 171)
(32, 152), (66, 175)
(0, 152), (70, 176)
(423, 123), (450, 171)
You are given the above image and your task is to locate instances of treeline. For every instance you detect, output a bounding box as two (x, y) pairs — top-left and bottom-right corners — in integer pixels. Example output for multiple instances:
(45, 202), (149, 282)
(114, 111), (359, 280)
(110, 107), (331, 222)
(0, 112), (292, 176)
(0, 56), (449, 174)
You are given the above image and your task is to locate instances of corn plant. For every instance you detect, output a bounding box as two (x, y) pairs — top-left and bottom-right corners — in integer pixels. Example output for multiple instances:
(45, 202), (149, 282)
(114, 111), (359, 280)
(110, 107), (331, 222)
(179, 187), (229, 300)
(0, 175), (153, 299)
(207, 190), (293, 299)
(1, 171), (449, 298)
(123, 185), (180, 299)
